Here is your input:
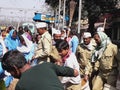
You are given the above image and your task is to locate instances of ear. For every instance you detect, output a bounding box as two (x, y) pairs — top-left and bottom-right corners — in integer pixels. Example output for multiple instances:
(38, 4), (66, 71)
(66, 47), (69, 50)
(13, 65), (20, 74)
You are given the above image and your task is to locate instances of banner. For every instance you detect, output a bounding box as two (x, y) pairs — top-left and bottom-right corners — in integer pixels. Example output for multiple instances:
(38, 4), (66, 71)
(33, 13), (55, 23)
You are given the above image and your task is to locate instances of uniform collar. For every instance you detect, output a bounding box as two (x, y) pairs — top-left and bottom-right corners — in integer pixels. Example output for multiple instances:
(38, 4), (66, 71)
(41, 31), (48, 38)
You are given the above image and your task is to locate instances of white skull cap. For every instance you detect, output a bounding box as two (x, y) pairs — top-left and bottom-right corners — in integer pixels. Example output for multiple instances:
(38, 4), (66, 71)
(97, 27), (104, 32)
(83, 32), (91, 38)
(53, 30), (61, 35)
(35, 22), (47, 28)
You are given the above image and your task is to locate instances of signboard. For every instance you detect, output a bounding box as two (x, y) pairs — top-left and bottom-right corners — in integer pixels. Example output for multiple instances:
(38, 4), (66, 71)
(33, 13), (69, 23)
(33, 13), (55, 23)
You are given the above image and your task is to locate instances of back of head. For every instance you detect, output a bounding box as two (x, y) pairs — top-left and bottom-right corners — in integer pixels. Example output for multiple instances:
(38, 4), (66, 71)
(7, 26), (14, 33)
(2, 50), (27, 71)
(8, 26), (14, 31)
(24, 26), (29, 32)
(18, 26), (23, 31)
(69, 30), (77, 36)
(55, 39), (69, 52)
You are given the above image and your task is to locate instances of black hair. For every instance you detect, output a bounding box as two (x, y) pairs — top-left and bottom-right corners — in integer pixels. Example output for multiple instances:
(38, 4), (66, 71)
(1, 50), (27, 71)
(18, 26), (24, 36)
(18, 26), (23, 31)
(55, 39), (69, 52)
(8, 26), (14, 31)
(69, 30), (77, 35)
(19, 35), (24, 43)
(24, 26), (29, 32)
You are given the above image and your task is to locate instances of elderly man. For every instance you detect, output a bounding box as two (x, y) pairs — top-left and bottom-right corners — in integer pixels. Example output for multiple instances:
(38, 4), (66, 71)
(92, 31), (119, 90)
(50, 30), (62, 64)
(33, 22), (52, 64)
(53, 30), (62, 44)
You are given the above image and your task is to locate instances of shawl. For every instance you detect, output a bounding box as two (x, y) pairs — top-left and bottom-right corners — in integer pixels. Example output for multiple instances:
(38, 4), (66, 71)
(91, 32), (111, 62)
(4, 29), (19, 50)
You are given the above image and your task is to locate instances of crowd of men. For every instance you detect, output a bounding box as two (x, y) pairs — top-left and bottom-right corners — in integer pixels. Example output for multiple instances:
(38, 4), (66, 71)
(0, 22), (120, 90)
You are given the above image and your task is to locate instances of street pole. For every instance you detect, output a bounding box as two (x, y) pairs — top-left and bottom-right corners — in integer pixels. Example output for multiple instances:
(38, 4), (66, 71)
(58, 0), (61, 30)
(55, 8), (57, 28)
(78, 0), (82, 34)
(63, 0), (66, 28)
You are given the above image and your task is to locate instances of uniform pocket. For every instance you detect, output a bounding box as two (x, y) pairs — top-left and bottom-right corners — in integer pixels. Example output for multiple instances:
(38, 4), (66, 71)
(100, 52), (113, 70)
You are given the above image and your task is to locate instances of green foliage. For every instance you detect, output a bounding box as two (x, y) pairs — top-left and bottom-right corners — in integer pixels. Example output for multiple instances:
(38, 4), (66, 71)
(0, 80), (6, 90)
(45, 0), (119, 18)
(45, 0), (119, 31)
(45, 0), (59, 8)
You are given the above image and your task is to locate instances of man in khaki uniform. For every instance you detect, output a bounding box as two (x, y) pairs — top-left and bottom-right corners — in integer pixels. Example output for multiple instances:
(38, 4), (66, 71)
(33, 22), (52, 64)
(115, 50), (120, 90)
(76, 32), (95, 77)
(76, 32), (96, 90)
(92, 31), (119, 90)
(50, 30), (62, 64)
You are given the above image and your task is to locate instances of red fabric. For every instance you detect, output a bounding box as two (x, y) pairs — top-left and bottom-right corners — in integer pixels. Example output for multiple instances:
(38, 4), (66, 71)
(62, 50), (72, 63)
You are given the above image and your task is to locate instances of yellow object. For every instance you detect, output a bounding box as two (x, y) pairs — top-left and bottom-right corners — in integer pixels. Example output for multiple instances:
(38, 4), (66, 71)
(0, 80), (6, 90)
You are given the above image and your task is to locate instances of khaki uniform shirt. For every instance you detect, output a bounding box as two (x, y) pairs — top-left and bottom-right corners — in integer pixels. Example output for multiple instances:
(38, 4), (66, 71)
(34, 31), (52, 63)
(76, 44), (95, 75)
(94, 43), (118, 78)
(50, 45), (61, 63)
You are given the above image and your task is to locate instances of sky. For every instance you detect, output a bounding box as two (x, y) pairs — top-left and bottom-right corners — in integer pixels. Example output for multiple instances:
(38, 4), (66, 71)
(0, 0), (45, 9)
(0, 0), (53, 23)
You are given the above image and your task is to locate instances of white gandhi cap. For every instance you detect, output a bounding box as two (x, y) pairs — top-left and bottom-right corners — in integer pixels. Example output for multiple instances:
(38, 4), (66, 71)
(53, 30), (61, 35)
(35, 22), (47, 28)
(83, 32), (91, 38)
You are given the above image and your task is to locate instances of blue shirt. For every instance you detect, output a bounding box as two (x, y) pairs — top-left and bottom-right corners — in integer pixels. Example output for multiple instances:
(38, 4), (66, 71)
(70, 36), (79, 53)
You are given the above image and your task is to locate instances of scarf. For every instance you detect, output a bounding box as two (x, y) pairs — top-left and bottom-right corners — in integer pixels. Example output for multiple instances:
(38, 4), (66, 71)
(92, 32), (111, 62)
(62, 50), (72, 63)
(17, 34), (33, 53)
(84, 41), (95, 51)
(4, 29), (19, 50)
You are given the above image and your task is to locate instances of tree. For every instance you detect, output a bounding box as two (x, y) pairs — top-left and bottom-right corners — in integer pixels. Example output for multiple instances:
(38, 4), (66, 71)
(45, 0), (59, 8)
(45, 0), (119, 34)
(84, 0), (119, 34)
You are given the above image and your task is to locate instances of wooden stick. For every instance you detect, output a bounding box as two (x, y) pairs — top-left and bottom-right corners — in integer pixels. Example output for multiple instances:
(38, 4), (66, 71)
(103, 18), (106, 30)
